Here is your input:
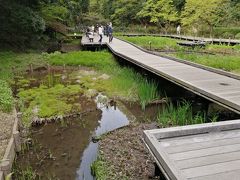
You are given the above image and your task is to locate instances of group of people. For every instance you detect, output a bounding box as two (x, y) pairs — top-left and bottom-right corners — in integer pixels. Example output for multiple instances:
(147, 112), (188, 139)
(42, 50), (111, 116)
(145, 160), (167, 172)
(86, 23), (113, 43)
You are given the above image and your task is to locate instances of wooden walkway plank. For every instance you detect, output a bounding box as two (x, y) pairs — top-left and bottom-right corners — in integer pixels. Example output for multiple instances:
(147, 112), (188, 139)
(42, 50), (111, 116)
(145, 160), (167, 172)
(143, 120), (240, 180)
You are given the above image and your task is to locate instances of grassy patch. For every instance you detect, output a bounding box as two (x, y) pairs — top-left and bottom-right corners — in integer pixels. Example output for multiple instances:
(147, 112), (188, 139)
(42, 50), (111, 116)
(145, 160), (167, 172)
(157, 101), (205, 127)
(0, 51), (46, 80)
(91, 156), (111, 180)
(18, 84), (83, 125)
(119, 36), (181, 51)
(47, 51), (162, 109)
(175, 52), (240, 73)
(0, 51), (46, 113)
(45, 51), (116, 71)
(0, 80), (14, 112)
(91, 154), (128, 180)
(12, 166), (39, 180)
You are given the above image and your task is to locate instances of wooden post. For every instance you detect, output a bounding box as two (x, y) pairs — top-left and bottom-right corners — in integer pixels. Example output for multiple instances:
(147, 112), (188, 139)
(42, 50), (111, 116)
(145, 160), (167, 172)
(29, 64), (33, 74)
(228, 37), (231, 46)
(47, 64), (51, 72)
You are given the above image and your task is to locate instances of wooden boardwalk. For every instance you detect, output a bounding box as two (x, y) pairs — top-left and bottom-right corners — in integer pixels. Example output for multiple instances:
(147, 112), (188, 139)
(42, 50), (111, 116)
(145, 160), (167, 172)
(144, 120), (240, 180)
(81, 35), (240, 114)
(121, 34), (240, 45)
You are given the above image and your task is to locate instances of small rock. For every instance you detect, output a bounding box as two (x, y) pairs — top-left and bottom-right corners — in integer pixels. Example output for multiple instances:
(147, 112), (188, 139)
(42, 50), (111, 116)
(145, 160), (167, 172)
(98, 74), (110, 80)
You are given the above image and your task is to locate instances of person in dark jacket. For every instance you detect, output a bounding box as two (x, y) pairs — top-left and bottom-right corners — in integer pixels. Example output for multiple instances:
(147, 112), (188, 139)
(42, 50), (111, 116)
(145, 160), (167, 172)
(108, 25), (113, 43)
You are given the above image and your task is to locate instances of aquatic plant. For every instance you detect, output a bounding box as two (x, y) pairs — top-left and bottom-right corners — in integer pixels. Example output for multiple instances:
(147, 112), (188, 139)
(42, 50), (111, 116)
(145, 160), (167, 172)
(138, 80), (160, 110)
(13, 166), (39, 180)
(18, 84), (83, 125)
(91, 156), (116, 180)
(157, 101), (206, 127)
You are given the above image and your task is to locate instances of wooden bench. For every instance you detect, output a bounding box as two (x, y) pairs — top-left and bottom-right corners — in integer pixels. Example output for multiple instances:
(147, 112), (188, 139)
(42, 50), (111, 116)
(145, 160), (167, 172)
(144, 120), (240, 180)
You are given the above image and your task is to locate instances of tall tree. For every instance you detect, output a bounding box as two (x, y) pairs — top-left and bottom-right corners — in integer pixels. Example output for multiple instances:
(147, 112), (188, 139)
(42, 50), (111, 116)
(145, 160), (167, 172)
(0, 0), (45, 48)
(137, 0), (178, 31)
(181, 0), (230, 34)
(111, 0), (145, 26)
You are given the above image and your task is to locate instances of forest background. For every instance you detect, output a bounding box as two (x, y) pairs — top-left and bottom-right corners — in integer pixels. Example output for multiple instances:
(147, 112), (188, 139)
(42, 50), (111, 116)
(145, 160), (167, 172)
(1, 0), (240, 49)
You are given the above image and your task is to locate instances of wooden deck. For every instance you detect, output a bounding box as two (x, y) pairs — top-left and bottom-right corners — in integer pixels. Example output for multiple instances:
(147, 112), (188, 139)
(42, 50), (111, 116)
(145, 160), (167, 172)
(144, 120), (240, 180)
(81, 35), (240, 114)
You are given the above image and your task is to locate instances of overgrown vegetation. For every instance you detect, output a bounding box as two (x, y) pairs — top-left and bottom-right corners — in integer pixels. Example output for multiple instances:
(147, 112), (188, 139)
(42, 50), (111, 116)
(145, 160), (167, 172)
(18, 84), (83, 125)
(0, 80), (14, 112)
(157, 101), (205, 127)
(46, 51), (162, 109)
(91, 155), (112, 180)
(175, 53), (240, 74)
(0, 51), (46, 80)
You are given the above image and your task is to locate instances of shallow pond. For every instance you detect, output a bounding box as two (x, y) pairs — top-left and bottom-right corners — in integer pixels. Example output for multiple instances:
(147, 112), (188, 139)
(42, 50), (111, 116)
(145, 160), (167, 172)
(13, 66), (160, 179)
(15, 97), (130, 179)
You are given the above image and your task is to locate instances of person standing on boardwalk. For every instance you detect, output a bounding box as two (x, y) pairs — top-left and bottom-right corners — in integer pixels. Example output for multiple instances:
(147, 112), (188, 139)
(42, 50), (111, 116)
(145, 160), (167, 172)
(98, 25), (103, 43)
(177, 25), (181, 35)
(108, 25), (113, 43)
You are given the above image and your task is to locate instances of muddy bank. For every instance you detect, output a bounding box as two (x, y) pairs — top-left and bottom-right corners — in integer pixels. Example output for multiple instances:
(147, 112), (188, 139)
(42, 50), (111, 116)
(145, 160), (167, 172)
(96, 122), (159, 179)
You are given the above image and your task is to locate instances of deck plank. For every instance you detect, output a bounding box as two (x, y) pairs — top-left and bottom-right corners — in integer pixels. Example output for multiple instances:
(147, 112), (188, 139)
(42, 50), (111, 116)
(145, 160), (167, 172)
(143, 120), (240, 180)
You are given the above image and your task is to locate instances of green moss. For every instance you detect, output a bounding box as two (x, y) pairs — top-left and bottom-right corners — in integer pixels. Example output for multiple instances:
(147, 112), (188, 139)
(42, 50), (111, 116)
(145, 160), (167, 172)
(18, 84), (83, 125)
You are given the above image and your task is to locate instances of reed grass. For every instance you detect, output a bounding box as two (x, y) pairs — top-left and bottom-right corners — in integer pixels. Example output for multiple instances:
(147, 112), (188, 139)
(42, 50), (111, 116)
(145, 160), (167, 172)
(157, 101), (205, 127)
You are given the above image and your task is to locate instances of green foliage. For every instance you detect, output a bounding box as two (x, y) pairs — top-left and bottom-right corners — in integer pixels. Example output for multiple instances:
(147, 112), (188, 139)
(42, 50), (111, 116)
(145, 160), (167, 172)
(91, 156), (110, 180)
(46, 51), (162, 108)
(138, 80), (160, 110)
(0, 1), (45, 48)
(157, 101), (205, 127)
(0, 51), (47, 80)
(181, 0), (229, 33)
(235, 33), (240, 39)
(13, 166), (39, 180)
(41, 4), (69, 22)
(0, 80), (14, 112)
(46, 51), (116, 71)
(111, 0), (145, 26)
(18, 84), (83, 125)
(175, 52), (240, 73)
(137, 0), (178, 28)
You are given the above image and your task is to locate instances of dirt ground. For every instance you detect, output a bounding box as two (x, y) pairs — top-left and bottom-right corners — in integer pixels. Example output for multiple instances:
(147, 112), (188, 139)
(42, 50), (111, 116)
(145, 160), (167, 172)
(99, 122), (160, 180)
(0, 111), (15, 160)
